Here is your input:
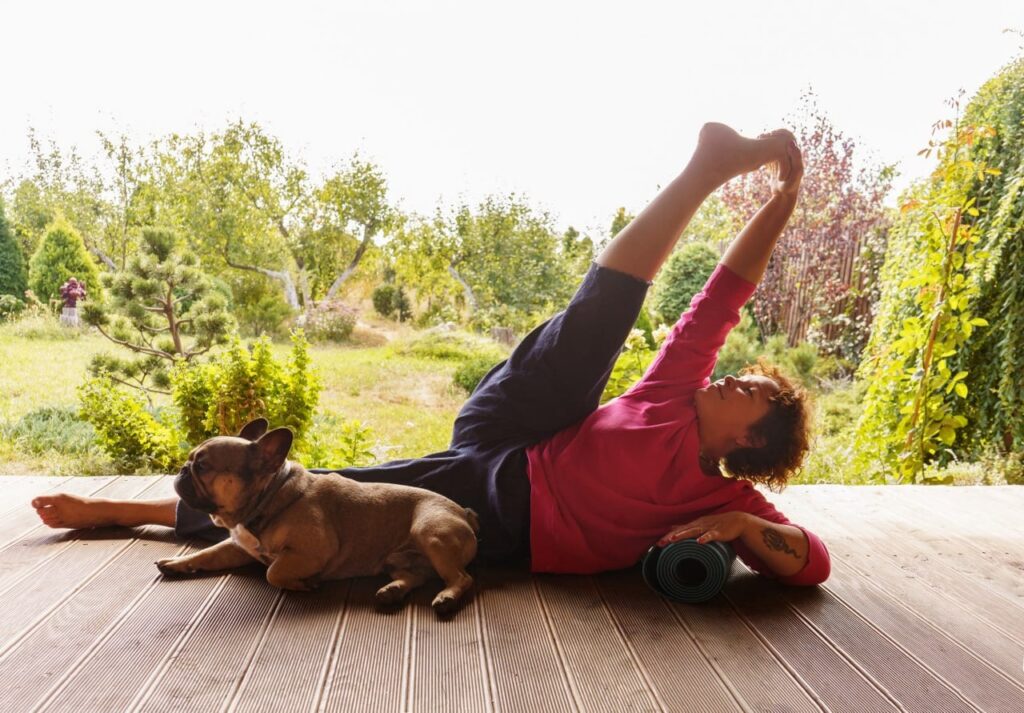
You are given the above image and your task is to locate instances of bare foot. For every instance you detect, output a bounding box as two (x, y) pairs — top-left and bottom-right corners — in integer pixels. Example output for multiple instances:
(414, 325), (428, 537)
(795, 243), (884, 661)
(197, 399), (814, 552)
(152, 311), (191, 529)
(32, 494), (118, 530)
(691, 122), (795, 185)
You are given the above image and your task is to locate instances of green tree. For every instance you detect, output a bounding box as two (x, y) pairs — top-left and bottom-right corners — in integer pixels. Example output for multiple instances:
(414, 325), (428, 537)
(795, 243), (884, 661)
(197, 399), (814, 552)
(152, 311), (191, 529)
(82, 227), (234, 396)
(650, 241), (720, 324)
(0, 199), (28, 298)
(28, 216), (102, 305)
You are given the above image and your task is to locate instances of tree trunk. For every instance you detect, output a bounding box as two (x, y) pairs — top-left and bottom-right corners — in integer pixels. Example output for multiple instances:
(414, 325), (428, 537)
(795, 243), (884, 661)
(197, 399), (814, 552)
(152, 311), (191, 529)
(224, 253), (301, 310)
(324, 225), (374, 301)
(448, 264), (477, 313)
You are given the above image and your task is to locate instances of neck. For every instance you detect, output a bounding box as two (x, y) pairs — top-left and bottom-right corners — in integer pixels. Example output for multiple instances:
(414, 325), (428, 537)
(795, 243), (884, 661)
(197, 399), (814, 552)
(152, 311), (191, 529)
(237, 462), (297, 532)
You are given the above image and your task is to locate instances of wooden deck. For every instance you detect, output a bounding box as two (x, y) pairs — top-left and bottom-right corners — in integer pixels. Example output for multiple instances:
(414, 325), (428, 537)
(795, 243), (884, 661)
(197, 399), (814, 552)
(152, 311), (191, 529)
(0, 477), (1021, 712)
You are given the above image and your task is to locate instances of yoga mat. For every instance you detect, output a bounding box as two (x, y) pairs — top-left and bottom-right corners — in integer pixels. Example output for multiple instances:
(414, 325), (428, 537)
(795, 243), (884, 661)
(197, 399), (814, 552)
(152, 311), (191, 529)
(641, 539), (736, 603)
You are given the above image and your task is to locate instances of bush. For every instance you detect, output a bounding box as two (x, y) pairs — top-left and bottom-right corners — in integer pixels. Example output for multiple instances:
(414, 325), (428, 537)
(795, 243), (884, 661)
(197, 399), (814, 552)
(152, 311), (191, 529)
(171, 331), (321, 448)
(650, 242), (720, 324)
(299, 413), (378, 469)
(4, 405), (98, 456)
(601, 329), (657, 402)
(28, 217), (101, 308)
(371, 283), (411, 321)
(453, 354), (504, 394)
(392, 329), (506, 363)
(0, 200), (27, 299)
(78, 378), (184, 473)
(305, 300), (358, 342)
(0, 295), (25, 321)
(1, 300), (83, 340)
(236, 293), (294, 338)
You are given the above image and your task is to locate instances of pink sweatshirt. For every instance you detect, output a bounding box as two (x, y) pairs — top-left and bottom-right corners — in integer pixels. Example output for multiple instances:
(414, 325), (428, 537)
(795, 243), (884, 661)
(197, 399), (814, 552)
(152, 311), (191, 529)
(525, 263), (830, 585)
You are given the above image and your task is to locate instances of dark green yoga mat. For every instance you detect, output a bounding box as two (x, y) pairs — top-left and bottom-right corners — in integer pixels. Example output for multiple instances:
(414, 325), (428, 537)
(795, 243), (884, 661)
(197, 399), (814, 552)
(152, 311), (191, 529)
(641, 539), (736, 603)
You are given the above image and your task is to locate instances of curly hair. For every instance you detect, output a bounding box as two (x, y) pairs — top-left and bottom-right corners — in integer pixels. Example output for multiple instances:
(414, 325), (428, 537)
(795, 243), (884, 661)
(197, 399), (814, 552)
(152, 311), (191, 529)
(718, 358), (812, 491)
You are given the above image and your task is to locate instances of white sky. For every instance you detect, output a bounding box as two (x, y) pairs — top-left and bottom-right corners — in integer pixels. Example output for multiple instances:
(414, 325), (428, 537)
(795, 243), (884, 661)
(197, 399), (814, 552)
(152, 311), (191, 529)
(2, 0), (1022, 237)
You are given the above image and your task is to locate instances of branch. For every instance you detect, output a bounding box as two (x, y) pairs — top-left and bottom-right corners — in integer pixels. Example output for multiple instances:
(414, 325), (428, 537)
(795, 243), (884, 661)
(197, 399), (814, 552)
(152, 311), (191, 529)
(106, 372), (171, 396)
(94, 324), (175, 361)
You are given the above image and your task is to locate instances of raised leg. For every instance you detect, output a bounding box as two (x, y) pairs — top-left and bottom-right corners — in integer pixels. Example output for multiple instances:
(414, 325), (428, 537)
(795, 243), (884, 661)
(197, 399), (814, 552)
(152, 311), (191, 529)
(156, 539), (256, 577)
(596, 123), (792, 282)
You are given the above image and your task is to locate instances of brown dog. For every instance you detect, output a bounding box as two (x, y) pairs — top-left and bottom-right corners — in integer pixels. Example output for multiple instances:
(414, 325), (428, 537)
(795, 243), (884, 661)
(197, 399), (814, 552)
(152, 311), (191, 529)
(155, 418), (479, 614)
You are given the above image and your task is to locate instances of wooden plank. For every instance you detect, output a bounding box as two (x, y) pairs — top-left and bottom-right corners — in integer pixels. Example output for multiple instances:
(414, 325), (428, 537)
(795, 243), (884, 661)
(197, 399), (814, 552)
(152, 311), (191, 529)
(816, 558), (1024, 710)
(36, 549), (229, 712)
(319, 576), (409, 712)
(0, 476), (71, 516)
(596, 569), (743, 712)
(536, 575), (658, 712)
(228, 580), (351, 712)
(0, 476), (114, 548)
(476, 567), (576, 713)
(0, 476), (160, 595)
(409, 585), (490, 712)
(724, 573), (901, 712)
(667, 574), (822, 713)
(0, 526), (183, 709)
(134, 568), (281, 712)
(774, 490), (1024, 685)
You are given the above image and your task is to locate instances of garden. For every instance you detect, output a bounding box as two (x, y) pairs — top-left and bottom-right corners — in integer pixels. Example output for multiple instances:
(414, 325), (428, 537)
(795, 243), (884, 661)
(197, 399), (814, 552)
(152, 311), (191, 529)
(2, 58), (1024, 488)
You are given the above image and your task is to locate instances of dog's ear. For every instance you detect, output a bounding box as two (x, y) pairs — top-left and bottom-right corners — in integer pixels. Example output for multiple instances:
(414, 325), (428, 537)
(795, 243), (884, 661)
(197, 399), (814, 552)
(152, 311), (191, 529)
(250, 427), (293, 474)
(238, 418), (270, 441)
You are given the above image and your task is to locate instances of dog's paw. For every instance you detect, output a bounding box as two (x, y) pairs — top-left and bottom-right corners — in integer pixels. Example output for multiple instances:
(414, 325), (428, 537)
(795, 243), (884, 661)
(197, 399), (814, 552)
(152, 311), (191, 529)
(375, 583), (408, 606)
(431, 592), (461, 616)
(155, 558), (195, 577)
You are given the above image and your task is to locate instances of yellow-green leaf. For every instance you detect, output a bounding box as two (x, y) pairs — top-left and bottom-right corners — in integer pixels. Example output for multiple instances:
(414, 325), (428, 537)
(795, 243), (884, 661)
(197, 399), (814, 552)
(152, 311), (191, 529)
(954, 382), (968, 398)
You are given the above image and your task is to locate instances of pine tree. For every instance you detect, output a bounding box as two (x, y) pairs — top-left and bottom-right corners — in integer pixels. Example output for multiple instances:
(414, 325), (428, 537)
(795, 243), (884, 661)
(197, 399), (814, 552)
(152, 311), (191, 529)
(27, 216), (101, 305)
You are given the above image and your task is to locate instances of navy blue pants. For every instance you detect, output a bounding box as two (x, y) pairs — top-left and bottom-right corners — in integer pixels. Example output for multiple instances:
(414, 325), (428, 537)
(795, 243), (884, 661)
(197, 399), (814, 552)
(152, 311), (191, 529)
(176, 264), (650, 561)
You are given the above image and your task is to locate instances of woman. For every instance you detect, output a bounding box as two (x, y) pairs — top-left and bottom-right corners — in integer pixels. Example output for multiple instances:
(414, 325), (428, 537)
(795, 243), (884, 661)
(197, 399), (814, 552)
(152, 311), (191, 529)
(32, 123), (829, 585)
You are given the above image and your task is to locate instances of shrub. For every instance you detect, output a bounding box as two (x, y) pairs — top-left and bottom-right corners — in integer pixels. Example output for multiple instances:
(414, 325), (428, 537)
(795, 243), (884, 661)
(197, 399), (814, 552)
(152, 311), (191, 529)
(28, 217), (101, 308)
(650, 241), (720, 324)
(453, 354), (504, 394)
(300, 413), (377, 469)
(5, 405), (98, 456)
(392, 329), (506, 363)
(371, 283), (411, 321)
(305, 300), (358, 342)
(236, 293), (294, 338)
(78, 378), (184, 473)
(171, 331), (320, 448)
(0, 295), (25, 321)
(601, 329), (657, 402)
(0, 200), (28, 299)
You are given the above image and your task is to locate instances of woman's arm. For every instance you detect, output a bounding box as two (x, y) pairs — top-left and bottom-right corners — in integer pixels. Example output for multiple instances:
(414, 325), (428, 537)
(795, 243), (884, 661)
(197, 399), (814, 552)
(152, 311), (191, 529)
(720, 139), (803, 285)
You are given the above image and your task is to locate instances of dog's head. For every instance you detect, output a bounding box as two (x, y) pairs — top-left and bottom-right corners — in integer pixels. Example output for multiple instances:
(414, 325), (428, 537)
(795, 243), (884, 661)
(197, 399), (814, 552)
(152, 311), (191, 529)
(173, 418), (294, 526)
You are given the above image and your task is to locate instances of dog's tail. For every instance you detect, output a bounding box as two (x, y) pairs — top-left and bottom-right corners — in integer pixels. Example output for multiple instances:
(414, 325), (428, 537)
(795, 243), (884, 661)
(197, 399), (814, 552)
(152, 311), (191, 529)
(464, 508), (480, 533)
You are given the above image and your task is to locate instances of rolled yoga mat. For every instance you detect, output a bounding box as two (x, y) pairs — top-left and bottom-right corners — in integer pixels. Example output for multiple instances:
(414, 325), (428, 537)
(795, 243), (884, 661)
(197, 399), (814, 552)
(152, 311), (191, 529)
(641, 539), (736, 603)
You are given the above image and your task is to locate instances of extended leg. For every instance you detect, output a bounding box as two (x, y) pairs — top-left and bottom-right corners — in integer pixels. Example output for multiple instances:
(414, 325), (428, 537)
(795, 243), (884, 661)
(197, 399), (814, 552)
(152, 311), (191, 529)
(32, 494), (178, 529)
(596, 123), (790, 282)
(156, 539), (256, 577)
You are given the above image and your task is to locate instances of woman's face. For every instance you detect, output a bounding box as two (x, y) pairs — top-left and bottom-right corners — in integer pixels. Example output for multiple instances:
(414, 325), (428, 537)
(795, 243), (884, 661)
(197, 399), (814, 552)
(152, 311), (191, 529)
(694, 374), (780, 458)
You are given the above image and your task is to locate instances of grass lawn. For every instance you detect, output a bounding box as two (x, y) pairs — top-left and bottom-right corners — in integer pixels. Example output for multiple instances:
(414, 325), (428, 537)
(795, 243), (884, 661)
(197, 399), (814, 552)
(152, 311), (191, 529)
(0, 320), (468, 475)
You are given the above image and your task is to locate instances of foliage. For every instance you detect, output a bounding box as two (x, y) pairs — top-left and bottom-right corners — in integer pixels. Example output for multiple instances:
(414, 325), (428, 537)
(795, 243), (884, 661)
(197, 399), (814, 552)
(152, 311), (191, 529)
(300, 413), (377, 469)
(304, 300), (358, 342)
(4, 405), (98, 456)
(0, 199), (28, 299)
(78, 377), (184, 472)
(170, 331), (320, 449)
(391, 328), (506, 363)
(235, 292), (294, 338)
(0, 295), (25, 321)
(720, 93), (892, 360)
(601, 329), (659, 402)
(27, 216), (102, 307)
(372, 283), (411, 321)
(452, 354), (503, 394)
(650, 241), (720, 325)
(609, 207), (634, 241)
(855, 107), (1000, 482)
(81, 227), (235, 395)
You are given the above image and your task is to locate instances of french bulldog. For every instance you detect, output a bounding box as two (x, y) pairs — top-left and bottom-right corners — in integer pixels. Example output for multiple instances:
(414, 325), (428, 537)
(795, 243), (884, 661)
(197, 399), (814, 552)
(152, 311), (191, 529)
(155, 418), (479, 615)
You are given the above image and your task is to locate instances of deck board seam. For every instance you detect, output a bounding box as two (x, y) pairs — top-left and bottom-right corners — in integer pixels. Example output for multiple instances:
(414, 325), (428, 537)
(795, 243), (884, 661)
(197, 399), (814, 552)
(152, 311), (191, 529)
(0, 476), (73, 519)
(401, 595), (415, 713)
(661, 598), (756, 713)
(27, 539), (195, 712)
(721, 589), (833, 713)
(125, 573), (233, 712)
(221, 588), (287, 713)
(805, 579), (987, 712)
(473, 586), (499, 713)
(0, 476), (116, 552)
(774, 594), (910, 712)
(312, 580), (352, 713)
(592, 577), (667, 712)
(531, 576), (583, 713)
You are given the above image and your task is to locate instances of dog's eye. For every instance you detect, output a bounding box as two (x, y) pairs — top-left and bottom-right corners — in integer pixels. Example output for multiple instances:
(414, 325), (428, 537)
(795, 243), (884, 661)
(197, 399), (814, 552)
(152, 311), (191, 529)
(194, 461), (205, 474)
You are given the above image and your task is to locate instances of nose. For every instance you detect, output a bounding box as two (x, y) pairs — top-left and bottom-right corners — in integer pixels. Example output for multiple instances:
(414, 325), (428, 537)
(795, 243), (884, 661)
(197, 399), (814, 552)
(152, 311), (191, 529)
(723, 375), (736, 388)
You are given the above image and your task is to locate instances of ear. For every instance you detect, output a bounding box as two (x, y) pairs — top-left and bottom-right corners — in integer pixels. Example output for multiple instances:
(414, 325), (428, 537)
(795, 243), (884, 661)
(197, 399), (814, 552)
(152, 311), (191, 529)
(238, 418), (269, 441)
(250, 427), (293, 473)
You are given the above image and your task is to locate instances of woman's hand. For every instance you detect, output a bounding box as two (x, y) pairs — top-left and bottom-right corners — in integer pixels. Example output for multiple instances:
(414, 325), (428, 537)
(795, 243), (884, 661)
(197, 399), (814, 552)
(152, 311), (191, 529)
(769, 139), (804, 199)
(656, 511), (752, 547)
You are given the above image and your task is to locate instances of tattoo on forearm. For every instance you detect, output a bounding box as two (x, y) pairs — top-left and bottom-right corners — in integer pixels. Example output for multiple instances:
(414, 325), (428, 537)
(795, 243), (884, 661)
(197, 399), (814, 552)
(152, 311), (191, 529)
(762, 527), (800, 559)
